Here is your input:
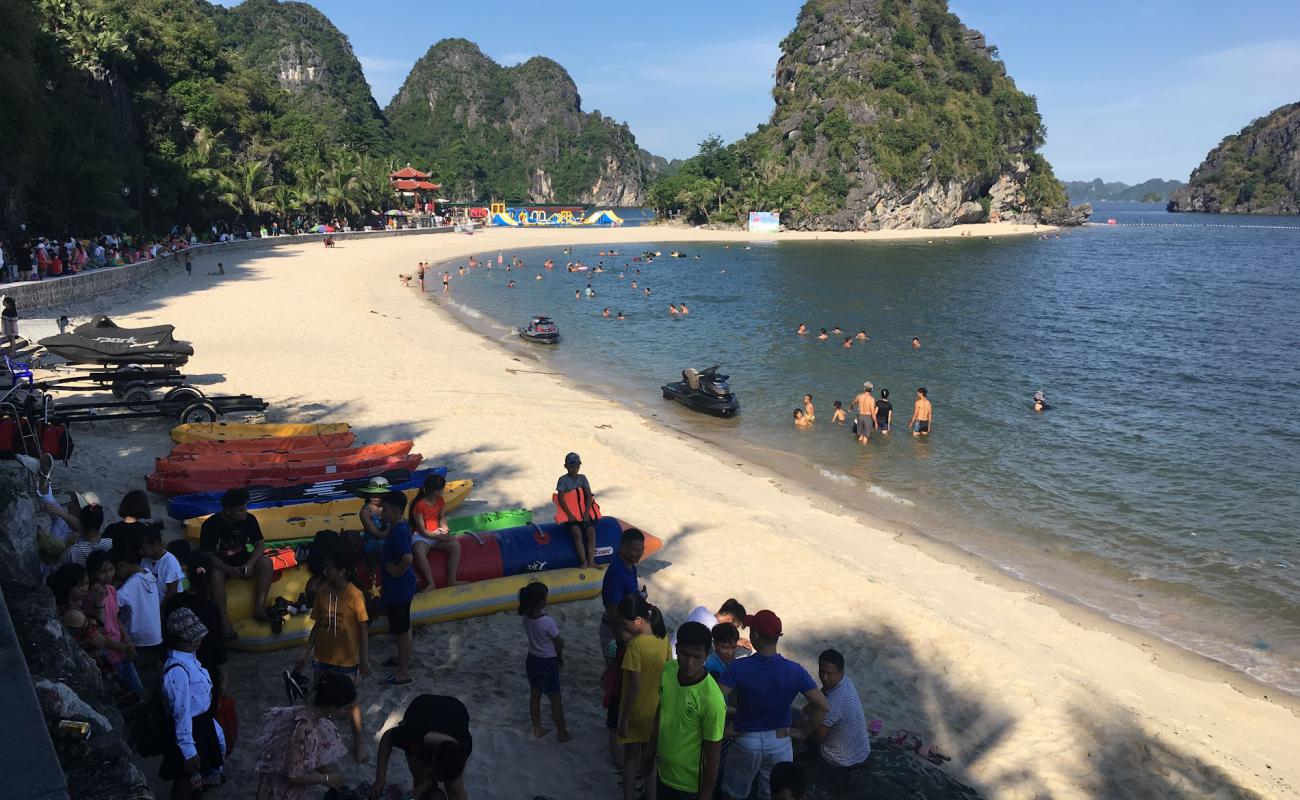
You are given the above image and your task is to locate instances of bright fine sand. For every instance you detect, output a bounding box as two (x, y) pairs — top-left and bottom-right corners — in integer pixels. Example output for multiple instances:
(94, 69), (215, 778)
(37, 223), (1298, 800)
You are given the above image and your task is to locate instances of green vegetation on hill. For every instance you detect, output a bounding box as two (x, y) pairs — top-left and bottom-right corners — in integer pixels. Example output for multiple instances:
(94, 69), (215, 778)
(384, 40), (644, 204)
(1064, 178), (1183, 204)
(649, 0), (1074, 229)
(1168, 102), (1300, 215)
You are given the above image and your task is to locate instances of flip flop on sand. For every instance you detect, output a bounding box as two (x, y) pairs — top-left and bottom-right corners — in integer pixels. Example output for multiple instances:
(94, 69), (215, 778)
(383, 675), (412, 686)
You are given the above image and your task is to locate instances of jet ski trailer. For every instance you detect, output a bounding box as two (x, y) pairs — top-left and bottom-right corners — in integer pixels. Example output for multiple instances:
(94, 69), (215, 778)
(662, 365), (740, 418)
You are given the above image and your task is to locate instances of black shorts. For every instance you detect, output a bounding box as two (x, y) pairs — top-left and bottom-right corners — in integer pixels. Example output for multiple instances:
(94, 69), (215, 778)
(386, 602), (412, 635)
(216, 550), (253, 569)
(655, 779), (698, 800)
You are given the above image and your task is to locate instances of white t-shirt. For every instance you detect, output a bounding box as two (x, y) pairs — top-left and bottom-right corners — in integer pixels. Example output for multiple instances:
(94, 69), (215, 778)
(670, 605), (719, 656)
(821, 674), (871, 767)
(143, 551), (184, 599)
(118, 570), (162, 646)
(523, 613), (560, 658)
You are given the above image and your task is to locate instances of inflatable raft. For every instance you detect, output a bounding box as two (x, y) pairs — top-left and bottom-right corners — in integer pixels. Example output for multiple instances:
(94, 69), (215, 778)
(147, 453), (424, 495)
(227, 516), (660, 652)
(156, 441), (413, 471)
(171, 422), (352, 444)
(180, 478), (472, 541)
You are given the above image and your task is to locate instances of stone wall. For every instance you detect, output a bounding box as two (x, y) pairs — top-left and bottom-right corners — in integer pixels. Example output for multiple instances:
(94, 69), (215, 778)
(2, 224), (461, 311)
(0, 467), (152, 800)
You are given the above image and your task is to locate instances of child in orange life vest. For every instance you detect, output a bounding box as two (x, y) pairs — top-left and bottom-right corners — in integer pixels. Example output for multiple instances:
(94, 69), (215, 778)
(556, 452), (597, 568)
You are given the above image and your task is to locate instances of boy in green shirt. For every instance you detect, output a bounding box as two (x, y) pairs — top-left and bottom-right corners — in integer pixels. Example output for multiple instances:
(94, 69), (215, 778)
(653, 621), (725, 800)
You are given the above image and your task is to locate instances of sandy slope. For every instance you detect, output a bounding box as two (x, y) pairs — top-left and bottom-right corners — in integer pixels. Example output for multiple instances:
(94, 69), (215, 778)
(31, 224), (1296, 800)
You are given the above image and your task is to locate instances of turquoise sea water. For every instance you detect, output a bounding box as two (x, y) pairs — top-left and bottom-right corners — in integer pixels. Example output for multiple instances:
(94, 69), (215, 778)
(437, 203), (1300, 693)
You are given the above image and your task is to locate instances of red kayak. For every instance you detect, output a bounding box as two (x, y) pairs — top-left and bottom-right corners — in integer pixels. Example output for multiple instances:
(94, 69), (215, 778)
(155, 441), (414, 472)
(146, 454), (423, 496)
(169, 432), (356, 456)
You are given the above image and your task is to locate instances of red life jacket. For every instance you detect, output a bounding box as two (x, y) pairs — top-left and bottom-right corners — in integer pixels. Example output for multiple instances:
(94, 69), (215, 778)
(552, 488), (601, 524)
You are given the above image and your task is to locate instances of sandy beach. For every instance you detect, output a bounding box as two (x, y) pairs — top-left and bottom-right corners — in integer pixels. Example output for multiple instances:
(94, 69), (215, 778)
(32, 223), (1297, 800)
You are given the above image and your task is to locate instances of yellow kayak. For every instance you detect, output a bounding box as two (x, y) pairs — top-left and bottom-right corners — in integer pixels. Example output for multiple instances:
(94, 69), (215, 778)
(170, 422), (352, 444)
(181, 479), (471, 542)
(229, 567), (602, 652)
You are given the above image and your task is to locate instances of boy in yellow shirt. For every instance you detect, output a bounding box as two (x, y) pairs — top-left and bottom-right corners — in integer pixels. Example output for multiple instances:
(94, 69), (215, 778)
(295, 551), (371, 763)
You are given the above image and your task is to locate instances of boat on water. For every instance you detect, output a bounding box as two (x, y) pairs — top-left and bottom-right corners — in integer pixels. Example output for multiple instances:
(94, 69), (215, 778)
(662, 365), (740, 417)
(519, 315), (560, 344)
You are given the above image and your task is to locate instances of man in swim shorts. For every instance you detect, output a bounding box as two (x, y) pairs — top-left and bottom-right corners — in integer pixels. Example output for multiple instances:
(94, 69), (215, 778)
(910, 387), (932, 436)
(852, 383), (877, 445)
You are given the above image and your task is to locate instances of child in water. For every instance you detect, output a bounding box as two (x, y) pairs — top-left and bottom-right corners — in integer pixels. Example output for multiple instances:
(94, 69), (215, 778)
(817, 328), (829, 340)
(831, 401), (846, 424)
(803, 394), (816, 422)
(793, 409), (811, 428)
(843, 337), (853, 349)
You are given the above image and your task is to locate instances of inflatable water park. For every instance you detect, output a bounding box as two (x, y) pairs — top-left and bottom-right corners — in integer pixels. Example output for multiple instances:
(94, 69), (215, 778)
(487, 202), (623, 227)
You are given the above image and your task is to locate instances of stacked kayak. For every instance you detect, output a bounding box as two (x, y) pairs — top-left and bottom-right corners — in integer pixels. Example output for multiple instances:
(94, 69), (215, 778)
(171, 422), (352, 444)
(166, 467), (441, 520)
(229, 517), (663, 652)
(180, 478), (476, 542)
(157, 421), (419, 500)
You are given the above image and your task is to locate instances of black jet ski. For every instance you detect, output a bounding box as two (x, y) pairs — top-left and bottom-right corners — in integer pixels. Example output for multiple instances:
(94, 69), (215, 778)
(519, 316), (560, 344)
(662, 365), (739, 417)
(39, 315), (194, 366)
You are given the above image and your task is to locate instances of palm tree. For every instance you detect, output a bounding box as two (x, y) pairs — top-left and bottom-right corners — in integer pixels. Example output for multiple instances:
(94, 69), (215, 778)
(214, 161), (275, 229)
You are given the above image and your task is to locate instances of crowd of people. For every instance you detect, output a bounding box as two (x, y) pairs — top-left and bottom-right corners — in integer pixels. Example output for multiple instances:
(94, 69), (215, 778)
(32, 443), (878, 799)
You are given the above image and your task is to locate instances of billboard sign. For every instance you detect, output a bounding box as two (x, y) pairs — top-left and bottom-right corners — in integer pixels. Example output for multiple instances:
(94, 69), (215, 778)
(748, 211), (780, 233)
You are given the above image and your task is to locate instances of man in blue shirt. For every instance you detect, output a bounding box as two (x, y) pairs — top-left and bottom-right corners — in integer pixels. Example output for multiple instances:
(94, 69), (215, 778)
(599, 526), (645, 664)
(719, 610), (828, 800)
(379, 490), (417, 685)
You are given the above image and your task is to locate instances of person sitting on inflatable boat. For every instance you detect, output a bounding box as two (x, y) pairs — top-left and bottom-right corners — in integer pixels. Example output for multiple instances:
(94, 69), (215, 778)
(555, 452), (599, 569)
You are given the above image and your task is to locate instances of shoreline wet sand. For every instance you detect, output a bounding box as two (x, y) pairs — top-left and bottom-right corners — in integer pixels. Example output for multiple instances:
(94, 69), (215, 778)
(33, 224), (1298, 799)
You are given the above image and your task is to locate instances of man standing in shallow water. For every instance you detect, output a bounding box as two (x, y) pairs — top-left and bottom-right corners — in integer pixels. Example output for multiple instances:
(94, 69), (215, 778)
(852, 383), (877, 445)
(910, 387), (932, 436)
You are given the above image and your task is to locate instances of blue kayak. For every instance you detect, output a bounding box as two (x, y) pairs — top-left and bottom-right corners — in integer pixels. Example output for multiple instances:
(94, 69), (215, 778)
(166, 467), (445, 520)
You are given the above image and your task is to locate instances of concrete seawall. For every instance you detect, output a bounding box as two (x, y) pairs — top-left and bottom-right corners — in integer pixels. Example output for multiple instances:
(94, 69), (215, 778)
(2, 225), (461, 312)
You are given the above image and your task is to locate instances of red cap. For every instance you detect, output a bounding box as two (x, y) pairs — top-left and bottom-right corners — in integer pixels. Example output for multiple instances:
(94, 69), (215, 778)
(744, 610), (782, 638)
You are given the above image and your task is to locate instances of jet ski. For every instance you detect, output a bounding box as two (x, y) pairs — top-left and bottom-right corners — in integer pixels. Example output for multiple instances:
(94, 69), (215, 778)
(39, 315), (194, 366)
(519, 316), (560, 345)
(662, 365), (739, 417)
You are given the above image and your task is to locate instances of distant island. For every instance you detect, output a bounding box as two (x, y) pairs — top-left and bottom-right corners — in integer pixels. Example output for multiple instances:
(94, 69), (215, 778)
(1064, 179), (1183, 204)
(648, 0), (1089, 230)
(1168, 101), (1300, 215)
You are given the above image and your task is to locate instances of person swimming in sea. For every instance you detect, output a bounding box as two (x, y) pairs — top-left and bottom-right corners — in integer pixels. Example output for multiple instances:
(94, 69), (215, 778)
(831, 401), (846, 424)
(856, 330), (868, 341)
(911, 336), (921, 349)
(575, 289), (581, 300)
(843, 337), (852, 349)
(1033, 391), (1051, 412)
(818, 328), (829, 340)
(631, 280), (638, 289)
(616, 311), (625, 320)
(793, 408), (811, 428)
(507, 280), (516, 288)
(585, 284), (595, 298)
(797, 323), (808, 335)
(603, 308), (610, 318)
(803, 394), (816, 422)
(643, 287), (651, 297)
(679, 303), (689, 315)
(832, 326), (842, 334)
(668, 304), (679, 316)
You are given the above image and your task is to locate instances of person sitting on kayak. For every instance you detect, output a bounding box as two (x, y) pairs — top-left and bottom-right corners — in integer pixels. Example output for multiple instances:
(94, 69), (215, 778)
(410, 473), (464, 590)
(556, 453), (597, 569)
(199, 488), (272, 638)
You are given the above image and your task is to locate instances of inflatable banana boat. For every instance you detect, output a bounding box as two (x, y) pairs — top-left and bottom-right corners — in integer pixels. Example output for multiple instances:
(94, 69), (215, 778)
(171, 422), (352, 444)
(227, 516), (661, 652)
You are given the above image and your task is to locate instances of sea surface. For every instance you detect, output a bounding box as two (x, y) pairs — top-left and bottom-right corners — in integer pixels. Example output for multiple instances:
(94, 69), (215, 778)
(436, 202), (1300, 693)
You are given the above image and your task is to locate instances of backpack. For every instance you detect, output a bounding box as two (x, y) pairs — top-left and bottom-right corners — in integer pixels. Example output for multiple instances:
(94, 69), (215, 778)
(131, 663), (183, 757)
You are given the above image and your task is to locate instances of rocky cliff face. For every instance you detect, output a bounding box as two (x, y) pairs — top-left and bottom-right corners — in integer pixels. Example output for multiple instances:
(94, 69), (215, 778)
(1167, 102), (1300, 215)
(743, 0), (1084, 229)
(217, 0), (389, 150)
(385, 39), (645, 204)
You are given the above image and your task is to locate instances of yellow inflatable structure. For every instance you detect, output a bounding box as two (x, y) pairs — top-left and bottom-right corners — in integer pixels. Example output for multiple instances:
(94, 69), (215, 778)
(171, 422), (352, 444)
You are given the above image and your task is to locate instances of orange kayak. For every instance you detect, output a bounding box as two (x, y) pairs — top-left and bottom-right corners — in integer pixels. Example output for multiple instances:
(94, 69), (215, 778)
(169, 432), (356, 456)
(155, 441), (414, 473)
(146, 454), (423, 495)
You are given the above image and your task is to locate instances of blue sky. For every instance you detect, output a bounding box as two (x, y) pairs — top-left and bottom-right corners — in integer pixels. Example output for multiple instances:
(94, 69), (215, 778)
(217, 1), (1300, 183)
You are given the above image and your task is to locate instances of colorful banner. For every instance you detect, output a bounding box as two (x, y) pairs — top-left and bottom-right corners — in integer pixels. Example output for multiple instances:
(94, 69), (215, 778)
(748, 211), (780, 233)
